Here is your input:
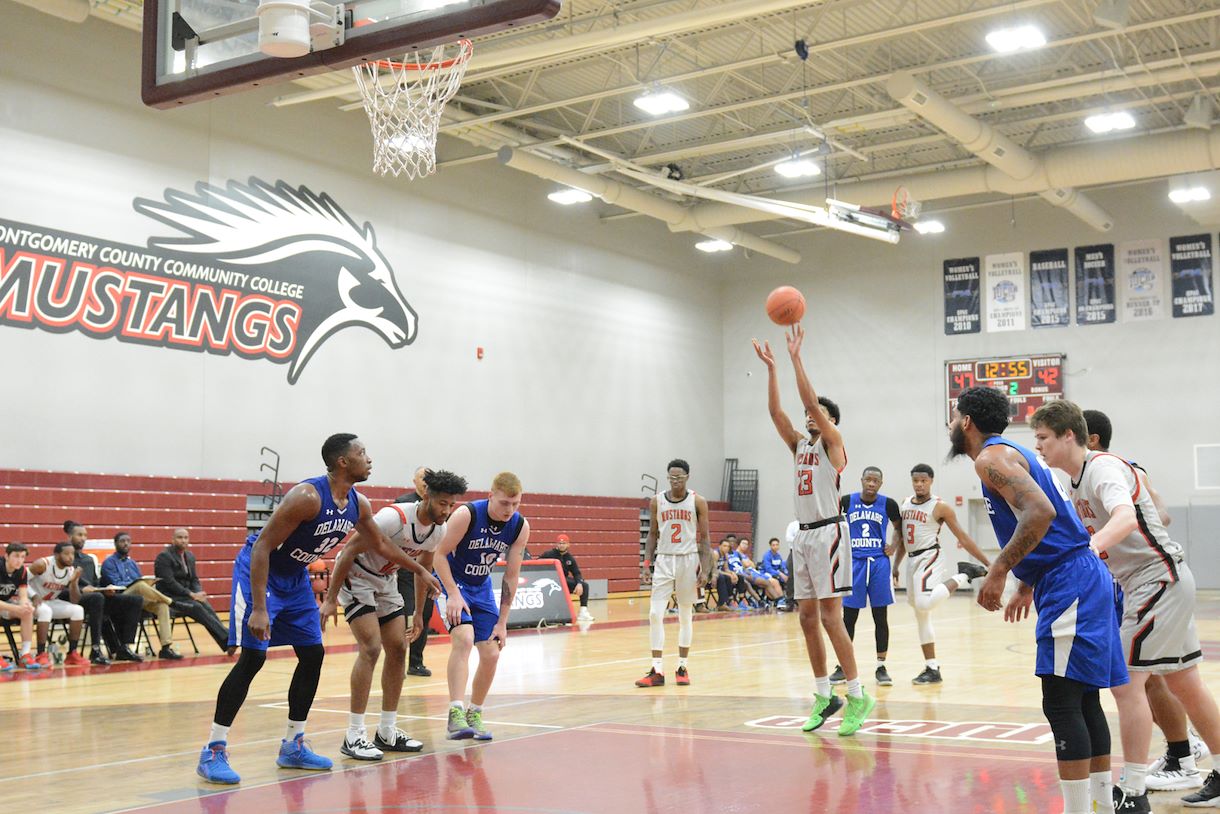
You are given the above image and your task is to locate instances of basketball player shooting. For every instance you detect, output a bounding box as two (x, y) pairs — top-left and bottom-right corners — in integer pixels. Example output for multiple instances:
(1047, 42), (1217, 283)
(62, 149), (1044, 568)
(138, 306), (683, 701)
(752, 325), (873, 736)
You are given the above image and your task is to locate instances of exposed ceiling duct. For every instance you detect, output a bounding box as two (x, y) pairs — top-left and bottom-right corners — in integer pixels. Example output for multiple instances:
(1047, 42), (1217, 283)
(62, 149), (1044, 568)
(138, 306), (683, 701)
(498, 147), (801, 264)
(885, 72), (1113, 232)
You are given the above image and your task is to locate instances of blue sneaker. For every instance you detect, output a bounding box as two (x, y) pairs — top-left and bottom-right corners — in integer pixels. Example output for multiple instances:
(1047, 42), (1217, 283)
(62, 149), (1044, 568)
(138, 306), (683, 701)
(197, 741), (240, 784)
(0, 657), (14, 673)
(276, 734), (333, 771)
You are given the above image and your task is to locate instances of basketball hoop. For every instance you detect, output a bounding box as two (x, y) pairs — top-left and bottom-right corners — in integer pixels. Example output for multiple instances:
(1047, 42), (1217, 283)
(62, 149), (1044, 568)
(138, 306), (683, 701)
(352, 39), (473, 179)
(891, 185), (922, 221)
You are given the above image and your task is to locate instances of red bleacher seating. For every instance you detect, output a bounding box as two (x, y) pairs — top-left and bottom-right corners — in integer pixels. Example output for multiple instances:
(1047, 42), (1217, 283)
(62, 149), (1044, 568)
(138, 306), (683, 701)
(0, 468), (755, 604)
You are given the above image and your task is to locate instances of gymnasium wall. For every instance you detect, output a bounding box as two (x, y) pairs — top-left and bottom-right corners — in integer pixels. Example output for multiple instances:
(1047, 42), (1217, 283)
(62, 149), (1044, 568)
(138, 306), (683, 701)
(721, 183), (1220, 566)
(0, 7), (726, 498)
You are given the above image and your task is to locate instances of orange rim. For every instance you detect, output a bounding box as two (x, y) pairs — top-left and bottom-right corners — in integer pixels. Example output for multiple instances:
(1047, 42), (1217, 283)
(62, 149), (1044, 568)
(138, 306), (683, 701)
(359, 36), (473, 72)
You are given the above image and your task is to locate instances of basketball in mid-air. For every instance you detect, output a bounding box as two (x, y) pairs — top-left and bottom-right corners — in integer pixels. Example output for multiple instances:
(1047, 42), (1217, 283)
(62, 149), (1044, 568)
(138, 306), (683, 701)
(765, 286), (806, 325)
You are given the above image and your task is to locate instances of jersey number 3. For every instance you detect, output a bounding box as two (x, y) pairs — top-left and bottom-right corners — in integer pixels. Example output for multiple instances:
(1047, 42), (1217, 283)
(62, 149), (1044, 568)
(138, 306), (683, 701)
(797, 470), (814, 496)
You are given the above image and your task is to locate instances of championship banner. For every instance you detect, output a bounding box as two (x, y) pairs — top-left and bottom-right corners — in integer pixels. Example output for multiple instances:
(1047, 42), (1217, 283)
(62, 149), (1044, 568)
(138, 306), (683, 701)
(1168, 234), (1216, 318)
(1074, 244), (1116, 325)
(0, 178), (417, 385)
(984, 252), (1026, 332)
(1029, 248), (1070, 328)
(943, 257), (981, 335)
(1118, 239), (1167, 322)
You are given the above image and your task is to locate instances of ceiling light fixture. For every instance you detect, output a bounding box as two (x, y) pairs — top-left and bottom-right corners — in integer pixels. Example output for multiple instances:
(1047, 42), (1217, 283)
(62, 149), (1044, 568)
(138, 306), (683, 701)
(985, 24), (1047, 53)
(547, 187), (594, 205)
(913, 219), (946, 234)
(774, 157), (822, 179)
(695, 239), (733, 253)
(1084, 110), (1136, 134)
(633, 89), (689, 116)
(1169, 187), (1211, 204)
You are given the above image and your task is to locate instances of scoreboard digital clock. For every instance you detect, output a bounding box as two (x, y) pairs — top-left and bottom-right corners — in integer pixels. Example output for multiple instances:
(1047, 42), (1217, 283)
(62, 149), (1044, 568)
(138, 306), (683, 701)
(945, 353), (1065, 425)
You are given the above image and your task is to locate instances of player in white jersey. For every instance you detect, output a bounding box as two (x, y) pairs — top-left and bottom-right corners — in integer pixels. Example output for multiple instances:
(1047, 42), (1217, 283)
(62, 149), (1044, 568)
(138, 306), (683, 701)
(637, 458), (713, 688)
(1034, 401), (1220, 810)
(26, 542), (89, 666)
(753, 324), (872, 737)
(1083, 409), (1209, 793)
(320, 469), (465, 761)
(892, 464), (990, 686)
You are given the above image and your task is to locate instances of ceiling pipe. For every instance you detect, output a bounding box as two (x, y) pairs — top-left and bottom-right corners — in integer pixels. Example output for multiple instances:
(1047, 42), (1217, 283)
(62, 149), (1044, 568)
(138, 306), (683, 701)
(497, 147), (801, 264)
(885, 72), (1113, 231)
(8, 0), (90, 23)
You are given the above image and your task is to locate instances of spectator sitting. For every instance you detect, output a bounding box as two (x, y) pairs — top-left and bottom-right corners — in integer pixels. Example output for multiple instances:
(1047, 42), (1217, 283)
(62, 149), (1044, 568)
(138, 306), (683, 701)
(153, 528), (231, 653)
(64, 522), (145, 664)
(713, 540), (739, 611)
(26, 542), (88, 667)
(0, 543), (40, 670)
(538, 534), (593, 622)
(760, 537), (790, 606)
(101, 532), (182, 660)
(736, 538), (786, 607)
(722, 540), (762, 609)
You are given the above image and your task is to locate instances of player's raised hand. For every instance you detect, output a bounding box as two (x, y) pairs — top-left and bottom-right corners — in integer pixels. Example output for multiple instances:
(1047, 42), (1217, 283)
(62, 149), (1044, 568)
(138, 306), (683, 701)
(751, 339), (776, 368)
(786, 323), (804, 356)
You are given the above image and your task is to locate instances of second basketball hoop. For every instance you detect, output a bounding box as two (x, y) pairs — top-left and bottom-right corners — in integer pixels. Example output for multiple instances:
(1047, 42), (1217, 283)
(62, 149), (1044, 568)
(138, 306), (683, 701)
(352, 39), (473, 180)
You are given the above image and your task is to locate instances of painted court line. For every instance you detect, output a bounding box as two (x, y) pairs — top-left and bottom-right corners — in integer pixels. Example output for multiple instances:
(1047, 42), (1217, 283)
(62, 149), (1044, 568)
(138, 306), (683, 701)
(259, 701), (563, 729)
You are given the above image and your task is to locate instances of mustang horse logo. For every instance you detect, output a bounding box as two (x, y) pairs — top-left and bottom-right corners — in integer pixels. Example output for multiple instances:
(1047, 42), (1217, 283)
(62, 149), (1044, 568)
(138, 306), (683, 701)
(134, 178), (417, 384)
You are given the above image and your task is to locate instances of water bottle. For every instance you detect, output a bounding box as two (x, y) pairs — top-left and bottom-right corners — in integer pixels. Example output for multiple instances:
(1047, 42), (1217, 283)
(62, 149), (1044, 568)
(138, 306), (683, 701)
(48, 641), (64, 667)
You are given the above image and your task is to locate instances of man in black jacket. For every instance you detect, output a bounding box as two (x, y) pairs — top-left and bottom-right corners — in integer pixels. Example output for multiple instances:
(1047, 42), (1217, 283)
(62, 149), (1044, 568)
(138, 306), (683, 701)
(539, 534), (593, 622)
(154, 528), (230, 651)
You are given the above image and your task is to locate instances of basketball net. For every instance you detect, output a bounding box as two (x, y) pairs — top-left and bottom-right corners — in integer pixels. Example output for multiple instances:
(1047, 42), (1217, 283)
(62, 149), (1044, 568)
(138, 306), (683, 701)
(352, 39), (473, 179)
(891, 185), (922, 221)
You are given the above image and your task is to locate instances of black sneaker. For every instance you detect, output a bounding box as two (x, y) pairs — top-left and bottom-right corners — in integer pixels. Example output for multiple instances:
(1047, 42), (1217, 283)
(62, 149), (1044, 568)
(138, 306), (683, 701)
(875, 665), (893, 686)
(89, 648), (111, 666)
(1183, 769), (1220, 806)
(957, 561), (988, 582)
(829, 665), (846, 685)
(407, 664), (432, 677)
(1113, 786), (1151, 813)
(114, 647), (144, 663)
(158, 645), (184, 661)
(912, 666), (943, 685)
(374, 728), (424, 753)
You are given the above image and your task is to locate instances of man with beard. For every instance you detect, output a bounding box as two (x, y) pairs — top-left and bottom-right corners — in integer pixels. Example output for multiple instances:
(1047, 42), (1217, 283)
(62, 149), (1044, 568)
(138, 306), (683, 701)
(950, 387), (1126, 814)
(198, 434), (401, 785)
(752, 325), (872, 736)
(321, 469), (465, 760)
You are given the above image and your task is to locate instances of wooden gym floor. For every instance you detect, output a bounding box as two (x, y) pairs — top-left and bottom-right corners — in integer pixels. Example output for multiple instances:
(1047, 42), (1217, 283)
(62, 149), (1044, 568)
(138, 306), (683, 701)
(4, 593), (1220, 814)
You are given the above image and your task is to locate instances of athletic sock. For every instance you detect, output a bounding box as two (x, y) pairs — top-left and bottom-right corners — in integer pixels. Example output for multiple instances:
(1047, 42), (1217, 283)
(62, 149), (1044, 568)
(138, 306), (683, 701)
(651, 657), (663, 673)
(1121, 763), (1147, 795)
(347, 713), (366, 741)
(1090, 771), (1115, 813)
(209, 723), (231, 744)
(1168, 739), (1192, 759)
(285, 720), (306, 741)
(19, 642), (30, 656)
(876, 659), (885, 668)
(469, 704), (483, 714)
(678, 657), (688, 670)
(450, 700), (465, 712)
(36, 643), (46, 655)
(1061, 777), (1091, 814)
(814, 675), (831, 698)
(845, 678), (863, 699)
(378, 710), (397, 739)
(925, 659), (940, 670)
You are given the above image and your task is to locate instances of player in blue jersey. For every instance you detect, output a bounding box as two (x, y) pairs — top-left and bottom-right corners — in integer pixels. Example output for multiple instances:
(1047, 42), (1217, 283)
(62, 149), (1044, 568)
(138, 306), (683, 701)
(950, 387), (1127, 814)
(830, 466), (901, 687)
(433, 471), (531, 742)
(197, 433), (437, 785)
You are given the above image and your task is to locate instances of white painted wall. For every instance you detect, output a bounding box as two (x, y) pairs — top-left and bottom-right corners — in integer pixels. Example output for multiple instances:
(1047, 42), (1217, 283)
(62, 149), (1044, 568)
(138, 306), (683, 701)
(722, 185), (1220, 550)
(0, 7), (725, 496)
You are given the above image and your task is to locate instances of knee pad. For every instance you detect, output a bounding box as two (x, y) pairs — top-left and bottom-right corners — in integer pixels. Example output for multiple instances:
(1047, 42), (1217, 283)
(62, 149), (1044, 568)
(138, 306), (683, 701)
(1040, 675), (1094, 762)
(914, 609), (934, 645)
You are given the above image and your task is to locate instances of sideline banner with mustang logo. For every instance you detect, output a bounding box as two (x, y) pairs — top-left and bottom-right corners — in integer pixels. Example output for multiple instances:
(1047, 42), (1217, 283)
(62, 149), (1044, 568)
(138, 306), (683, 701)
(427, 560), (575, 634)
(0, 178), (417, 384)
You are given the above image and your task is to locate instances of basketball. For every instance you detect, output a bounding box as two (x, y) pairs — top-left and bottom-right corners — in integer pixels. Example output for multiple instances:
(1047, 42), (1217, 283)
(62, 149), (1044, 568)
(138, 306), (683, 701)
(765, 286), (806, 325)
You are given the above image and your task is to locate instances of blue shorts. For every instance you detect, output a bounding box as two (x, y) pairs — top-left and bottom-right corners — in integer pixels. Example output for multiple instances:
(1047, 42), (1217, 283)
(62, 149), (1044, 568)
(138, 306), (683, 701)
(743, 568), (767, 583)
(844, 554), (894, 609)
(228, 545), (322, 651)
(437, 578), (500, 643)
(1033, 549), (1128, 689)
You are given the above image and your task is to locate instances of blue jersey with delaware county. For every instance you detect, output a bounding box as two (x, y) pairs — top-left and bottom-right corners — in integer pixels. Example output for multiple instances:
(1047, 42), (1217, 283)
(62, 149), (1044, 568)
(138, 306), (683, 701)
(979, 436), (1091, 584)
(449, 499), (524, 587)
(844, 493), (891, 558)
(245, 474), (359, 576)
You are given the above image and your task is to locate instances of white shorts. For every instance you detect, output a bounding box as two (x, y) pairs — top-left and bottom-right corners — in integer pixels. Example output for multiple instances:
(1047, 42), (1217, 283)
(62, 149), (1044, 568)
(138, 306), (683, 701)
(34, 598), (84, 622)
(1121, 563), (1202, 674)
(651, 553), (700, 606)
(904, 547), (950, 606)
(792, 522), (851, 601)
(338, 572), (405, 623)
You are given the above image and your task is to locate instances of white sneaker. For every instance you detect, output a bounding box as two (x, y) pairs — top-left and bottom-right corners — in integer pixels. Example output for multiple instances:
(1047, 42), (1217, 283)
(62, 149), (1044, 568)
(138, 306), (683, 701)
(340, 734), (384, 761)
(1146, 758), (1203, 791)
(1192, 731), (1211, 763)
(577, 608), (594, 622)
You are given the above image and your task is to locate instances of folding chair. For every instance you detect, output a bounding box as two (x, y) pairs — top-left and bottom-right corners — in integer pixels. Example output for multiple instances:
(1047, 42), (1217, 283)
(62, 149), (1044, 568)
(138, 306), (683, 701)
(1, 617), (20, 660)
(170, 608), (200, 655)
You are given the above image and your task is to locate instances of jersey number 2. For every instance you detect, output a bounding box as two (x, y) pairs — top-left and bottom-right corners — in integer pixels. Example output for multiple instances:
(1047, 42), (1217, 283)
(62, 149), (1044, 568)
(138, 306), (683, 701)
(669, 523), (683, 543)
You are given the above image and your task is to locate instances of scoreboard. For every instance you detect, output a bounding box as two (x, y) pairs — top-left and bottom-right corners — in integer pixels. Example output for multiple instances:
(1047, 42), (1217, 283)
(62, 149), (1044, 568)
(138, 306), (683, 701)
(945, 353), (1065, 425)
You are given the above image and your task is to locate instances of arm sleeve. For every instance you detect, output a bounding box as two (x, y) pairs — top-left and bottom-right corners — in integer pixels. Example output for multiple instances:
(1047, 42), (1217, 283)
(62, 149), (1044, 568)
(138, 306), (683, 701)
(886, 498), (901, 523)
